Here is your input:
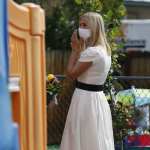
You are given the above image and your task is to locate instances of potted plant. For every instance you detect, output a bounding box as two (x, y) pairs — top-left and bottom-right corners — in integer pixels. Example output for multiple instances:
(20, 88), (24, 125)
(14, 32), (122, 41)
(46, 74), (62, 106)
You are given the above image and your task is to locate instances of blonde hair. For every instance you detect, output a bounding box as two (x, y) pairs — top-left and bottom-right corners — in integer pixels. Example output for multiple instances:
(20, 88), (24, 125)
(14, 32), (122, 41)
(79, 12), (111, 55)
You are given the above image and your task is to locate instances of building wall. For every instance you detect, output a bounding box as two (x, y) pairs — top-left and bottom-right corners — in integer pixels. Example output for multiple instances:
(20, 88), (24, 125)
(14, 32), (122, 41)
(123, 1), (150, 77)
(125, 0), (150, 19)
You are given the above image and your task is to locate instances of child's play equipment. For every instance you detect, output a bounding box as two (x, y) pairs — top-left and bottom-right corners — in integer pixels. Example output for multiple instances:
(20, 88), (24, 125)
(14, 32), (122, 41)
(0, 0), (47, 149)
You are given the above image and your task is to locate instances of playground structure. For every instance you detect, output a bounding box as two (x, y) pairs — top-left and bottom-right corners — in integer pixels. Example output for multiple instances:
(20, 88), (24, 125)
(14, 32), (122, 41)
(0, 0), (47, 149)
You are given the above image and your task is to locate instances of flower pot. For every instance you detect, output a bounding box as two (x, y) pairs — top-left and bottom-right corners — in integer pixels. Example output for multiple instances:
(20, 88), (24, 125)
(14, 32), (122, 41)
(47, 93), (55, 105)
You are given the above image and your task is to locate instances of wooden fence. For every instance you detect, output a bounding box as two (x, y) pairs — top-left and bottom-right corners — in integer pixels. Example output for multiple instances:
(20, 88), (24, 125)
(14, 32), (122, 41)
(125, 52), (150, 76)
(46, 50), (150, 75)
(46, 50), (70, 75)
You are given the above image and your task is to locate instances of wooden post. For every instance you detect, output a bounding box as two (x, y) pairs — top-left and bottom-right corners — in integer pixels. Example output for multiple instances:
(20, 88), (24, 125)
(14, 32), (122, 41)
(8, 1), (46, 150)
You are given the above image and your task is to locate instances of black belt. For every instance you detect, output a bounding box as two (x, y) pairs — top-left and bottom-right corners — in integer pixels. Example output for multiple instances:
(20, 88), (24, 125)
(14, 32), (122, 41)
(75, 80), (103, 91)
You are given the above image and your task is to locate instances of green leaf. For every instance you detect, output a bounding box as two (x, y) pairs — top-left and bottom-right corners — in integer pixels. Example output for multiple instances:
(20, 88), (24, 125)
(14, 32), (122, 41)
(75, 0), (82, 5)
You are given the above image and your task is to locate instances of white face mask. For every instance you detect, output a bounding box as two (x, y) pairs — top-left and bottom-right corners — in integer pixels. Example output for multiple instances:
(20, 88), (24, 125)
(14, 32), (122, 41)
(78, 28), (91, 40)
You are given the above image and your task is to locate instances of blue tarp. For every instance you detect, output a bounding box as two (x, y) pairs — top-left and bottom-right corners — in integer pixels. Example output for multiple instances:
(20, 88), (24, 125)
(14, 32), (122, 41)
(116, 88), (150, 107)
(0, 1), (19, 149)
(116, 88), (150, 128)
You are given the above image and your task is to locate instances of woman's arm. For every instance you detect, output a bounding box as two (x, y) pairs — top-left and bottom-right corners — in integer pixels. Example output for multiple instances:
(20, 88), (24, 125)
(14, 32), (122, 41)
(67, 51), (92, 80)
(67, 31), (92, 80)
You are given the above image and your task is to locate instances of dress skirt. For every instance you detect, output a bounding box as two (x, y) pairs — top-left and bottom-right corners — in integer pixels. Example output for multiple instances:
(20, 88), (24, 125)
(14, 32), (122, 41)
(60, 88), (115, 150)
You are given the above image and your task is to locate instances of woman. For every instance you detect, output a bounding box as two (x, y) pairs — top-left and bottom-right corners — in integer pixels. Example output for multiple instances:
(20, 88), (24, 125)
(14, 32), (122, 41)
(60, 12), (115, 150)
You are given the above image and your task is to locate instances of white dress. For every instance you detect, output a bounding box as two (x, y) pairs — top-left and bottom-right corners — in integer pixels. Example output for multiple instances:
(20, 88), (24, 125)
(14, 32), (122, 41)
(60, 46), (115, 150)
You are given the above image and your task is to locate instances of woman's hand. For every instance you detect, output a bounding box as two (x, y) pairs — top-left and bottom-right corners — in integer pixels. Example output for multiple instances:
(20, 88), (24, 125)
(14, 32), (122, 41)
(71, 30), (81, 52)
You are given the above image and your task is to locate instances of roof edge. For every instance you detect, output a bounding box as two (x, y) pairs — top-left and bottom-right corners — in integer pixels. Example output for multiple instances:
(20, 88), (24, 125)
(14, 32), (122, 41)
(125, 1), (150, 7)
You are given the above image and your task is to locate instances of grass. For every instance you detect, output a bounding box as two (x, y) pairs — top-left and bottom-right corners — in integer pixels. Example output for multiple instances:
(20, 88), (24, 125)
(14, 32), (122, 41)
(47, 145), (59, 150)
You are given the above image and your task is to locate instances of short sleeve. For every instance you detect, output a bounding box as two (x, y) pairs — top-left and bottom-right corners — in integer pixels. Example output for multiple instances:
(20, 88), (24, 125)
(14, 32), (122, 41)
(78, 47), (98, 63)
